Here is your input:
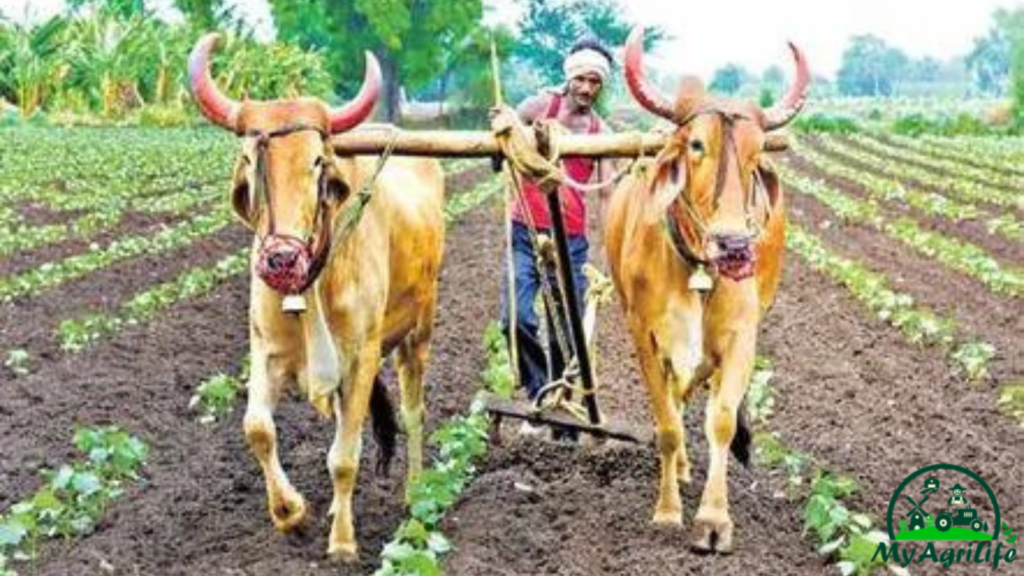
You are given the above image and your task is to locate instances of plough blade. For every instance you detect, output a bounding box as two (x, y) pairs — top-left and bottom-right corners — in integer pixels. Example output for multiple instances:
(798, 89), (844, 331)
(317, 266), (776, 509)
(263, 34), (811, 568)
(480, 393), (648, 445)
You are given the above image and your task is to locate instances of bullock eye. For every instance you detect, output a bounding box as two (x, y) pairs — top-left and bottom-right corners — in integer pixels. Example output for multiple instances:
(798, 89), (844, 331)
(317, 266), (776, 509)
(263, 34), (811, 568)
(688, 139), (706, 156)
(313, 156), (324, 169)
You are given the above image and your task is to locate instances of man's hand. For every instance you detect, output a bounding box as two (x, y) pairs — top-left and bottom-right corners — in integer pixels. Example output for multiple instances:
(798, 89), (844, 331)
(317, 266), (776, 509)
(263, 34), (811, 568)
(489, 105), (519, 135)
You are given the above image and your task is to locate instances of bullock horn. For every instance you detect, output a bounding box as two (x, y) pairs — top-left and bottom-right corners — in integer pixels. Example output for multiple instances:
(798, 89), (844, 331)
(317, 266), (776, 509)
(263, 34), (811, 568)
(762, 42), (810, 130)
(328, 51), (382, 134)
(188, 33), (240, 133)
(623, 25), (675, 122)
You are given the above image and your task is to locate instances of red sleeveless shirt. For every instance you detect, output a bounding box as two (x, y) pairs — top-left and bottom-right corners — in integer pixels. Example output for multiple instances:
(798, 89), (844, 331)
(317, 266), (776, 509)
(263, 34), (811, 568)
(509, 94), (599, 237)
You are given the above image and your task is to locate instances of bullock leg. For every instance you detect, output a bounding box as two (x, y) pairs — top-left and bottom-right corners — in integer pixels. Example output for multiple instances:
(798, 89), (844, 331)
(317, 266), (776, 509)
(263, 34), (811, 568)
(633, 328), (684, 525)
(693, 328), (755, 554)
(326, 346), (378, 561)
(395, 328), (431, 499)
(244, 350), (307, 532)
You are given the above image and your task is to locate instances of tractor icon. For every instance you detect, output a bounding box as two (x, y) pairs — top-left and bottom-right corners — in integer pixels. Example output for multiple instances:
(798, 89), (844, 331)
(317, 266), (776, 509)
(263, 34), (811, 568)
(936, 505), (986, 533)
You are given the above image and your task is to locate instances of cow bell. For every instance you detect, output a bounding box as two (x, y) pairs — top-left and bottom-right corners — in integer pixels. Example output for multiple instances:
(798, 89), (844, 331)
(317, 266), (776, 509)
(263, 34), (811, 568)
(689, 265), (713, 292)
(282, 294), (308, 314)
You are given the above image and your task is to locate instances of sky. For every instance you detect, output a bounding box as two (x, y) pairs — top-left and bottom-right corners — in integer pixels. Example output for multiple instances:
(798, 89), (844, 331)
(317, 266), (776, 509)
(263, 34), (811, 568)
(2, 0), (1020, 80)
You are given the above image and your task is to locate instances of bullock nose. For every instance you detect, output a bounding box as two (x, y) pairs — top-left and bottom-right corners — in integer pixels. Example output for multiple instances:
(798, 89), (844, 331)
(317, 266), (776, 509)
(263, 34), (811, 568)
(712, 233), (752, 256)
(266, 247), (300, 272)
(709, 233), (756, 282)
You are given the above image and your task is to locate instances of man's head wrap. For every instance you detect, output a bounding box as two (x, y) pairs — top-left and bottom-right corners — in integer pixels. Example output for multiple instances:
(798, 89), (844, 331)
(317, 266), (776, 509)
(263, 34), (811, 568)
(563, 48), (610, 83)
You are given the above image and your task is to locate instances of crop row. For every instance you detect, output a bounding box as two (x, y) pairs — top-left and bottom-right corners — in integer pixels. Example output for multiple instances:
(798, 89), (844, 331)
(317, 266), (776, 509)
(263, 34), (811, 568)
(779, 164), (1024, 297)
(880, 134), (1024, 179)
(0, 427), (148, 575)
(0, 205), (234, 302)
(811, 136), (1023, 211)
(746, 358), (896, 576)
(57, 250), (249, 352)
(790, 139), (1007, 234)
(787, 224), (995, 380)
(846, 134), (1024, 193)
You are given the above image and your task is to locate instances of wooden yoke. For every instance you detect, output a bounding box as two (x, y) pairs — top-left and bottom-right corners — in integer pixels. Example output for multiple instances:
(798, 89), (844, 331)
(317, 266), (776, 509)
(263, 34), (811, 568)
(332, 122), (791, 159)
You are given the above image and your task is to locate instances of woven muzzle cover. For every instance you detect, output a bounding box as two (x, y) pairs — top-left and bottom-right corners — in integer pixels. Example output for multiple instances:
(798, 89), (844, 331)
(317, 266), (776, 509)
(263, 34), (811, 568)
(256, 233), (315, 295)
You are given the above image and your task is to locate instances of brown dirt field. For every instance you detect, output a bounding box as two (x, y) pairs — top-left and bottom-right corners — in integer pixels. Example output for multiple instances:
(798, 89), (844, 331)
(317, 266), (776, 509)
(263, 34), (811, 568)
(1, 154), (1020, 576)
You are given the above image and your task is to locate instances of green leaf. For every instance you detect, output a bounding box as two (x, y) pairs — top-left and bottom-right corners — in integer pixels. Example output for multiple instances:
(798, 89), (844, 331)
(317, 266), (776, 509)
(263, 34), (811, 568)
(0, 520), (27, 547)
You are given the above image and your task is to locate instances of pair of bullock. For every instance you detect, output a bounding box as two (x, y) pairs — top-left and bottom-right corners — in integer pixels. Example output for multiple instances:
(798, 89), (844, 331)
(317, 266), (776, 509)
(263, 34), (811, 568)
(188, 26), (808, 559)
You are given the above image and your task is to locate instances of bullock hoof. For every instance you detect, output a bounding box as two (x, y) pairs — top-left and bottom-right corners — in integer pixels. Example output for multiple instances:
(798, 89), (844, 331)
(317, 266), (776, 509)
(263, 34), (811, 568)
(270, 493), (308, 532)
(691, 514), (734, 554)
(652, 508), (683, 526)
(328, 542), (359, 563)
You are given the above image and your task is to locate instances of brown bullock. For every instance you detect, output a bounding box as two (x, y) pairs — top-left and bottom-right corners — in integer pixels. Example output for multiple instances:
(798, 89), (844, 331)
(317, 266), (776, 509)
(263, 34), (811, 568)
(188, 35), (445, 561)
(604, 27), (809, 552)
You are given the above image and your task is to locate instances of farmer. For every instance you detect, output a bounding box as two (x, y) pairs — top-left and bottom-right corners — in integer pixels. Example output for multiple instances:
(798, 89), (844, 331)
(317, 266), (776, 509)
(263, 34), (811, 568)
(948, 483), (968, 508)
(493, 37), (617, 436)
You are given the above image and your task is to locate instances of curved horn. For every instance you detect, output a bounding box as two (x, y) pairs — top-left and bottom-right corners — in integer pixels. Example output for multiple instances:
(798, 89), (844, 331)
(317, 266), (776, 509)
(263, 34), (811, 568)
(328, 51), (382, 134)
(623, 25), (675, 122)
(762, 42), (810, 130)
(188, 33), (240, 133)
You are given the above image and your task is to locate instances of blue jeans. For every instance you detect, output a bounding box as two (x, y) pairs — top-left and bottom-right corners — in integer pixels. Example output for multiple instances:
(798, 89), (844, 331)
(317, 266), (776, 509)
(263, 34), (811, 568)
(501, 221), (589, 401)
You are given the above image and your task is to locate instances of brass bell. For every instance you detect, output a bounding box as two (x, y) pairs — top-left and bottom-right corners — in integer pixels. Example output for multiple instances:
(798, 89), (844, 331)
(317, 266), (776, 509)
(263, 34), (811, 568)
(282, 294), (307, 314)
(688, 265), (713, 292)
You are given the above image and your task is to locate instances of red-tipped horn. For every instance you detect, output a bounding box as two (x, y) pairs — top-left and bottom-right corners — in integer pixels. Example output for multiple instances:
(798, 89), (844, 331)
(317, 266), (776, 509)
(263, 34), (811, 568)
(188, 33), (240, 133)
(623, 25), (675, 122)
(328, 51), (382, 134)
(762, 42), (810, 130)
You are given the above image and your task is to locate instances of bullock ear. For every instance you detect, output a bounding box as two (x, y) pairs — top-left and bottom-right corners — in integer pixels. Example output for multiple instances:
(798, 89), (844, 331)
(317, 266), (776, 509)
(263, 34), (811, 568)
(756, 156), (783, 212)
(230, 156), (256, 230)
(644, 153), (685, 225)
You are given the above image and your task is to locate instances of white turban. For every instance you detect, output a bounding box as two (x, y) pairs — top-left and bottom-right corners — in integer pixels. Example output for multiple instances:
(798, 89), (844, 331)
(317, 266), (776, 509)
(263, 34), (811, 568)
(563, 49), (610, 83)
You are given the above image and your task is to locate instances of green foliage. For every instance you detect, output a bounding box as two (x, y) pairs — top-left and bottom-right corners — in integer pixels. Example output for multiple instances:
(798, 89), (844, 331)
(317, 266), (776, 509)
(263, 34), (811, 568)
(837, 34), (908, 97)
(0, 11), (332, 121)
(709, 64), (750, 95)
(271, 0), (485, 121)
(443, 176), (502, 223)
(0, 426), (147, 571)
(890, 112), (999, 136)
(514, 0), (665, 87)
(998, 381), (1024, 424)
(4, 349), (31, 376)
(792, 113), (861, 134)
(481, 321), (514, 399)
(190, 372), (243, 424)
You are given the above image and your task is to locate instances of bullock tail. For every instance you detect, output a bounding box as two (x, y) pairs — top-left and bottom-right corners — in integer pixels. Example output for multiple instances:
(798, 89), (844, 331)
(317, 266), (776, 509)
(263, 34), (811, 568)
(730, 402), (752, 467)
(370, 375), (398, 476)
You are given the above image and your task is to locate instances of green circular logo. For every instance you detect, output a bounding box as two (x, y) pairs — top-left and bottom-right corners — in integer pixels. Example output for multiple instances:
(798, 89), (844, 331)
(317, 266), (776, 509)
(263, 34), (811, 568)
(886, 463), (1001, 542)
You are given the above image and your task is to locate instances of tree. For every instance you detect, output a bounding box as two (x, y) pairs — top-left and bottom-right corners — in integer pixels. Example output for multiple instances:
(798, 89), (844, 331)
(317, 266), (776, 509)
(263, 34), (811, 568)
(514, 0), (666, 86)
(270, 0), (484, 122)
(67, 0), (148, 20)
(836, 34), (908, 96)
(965, 8), (1024, 95)
(173, 0), (227, 30)
(708, 63), (750, 95)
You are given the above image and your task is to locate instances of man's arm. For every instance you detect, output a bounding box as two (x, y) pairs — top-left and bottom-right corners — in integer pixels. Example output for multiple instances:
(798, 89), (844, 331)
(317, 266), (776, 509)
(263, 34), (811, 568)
(516, 92), (554, 124)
